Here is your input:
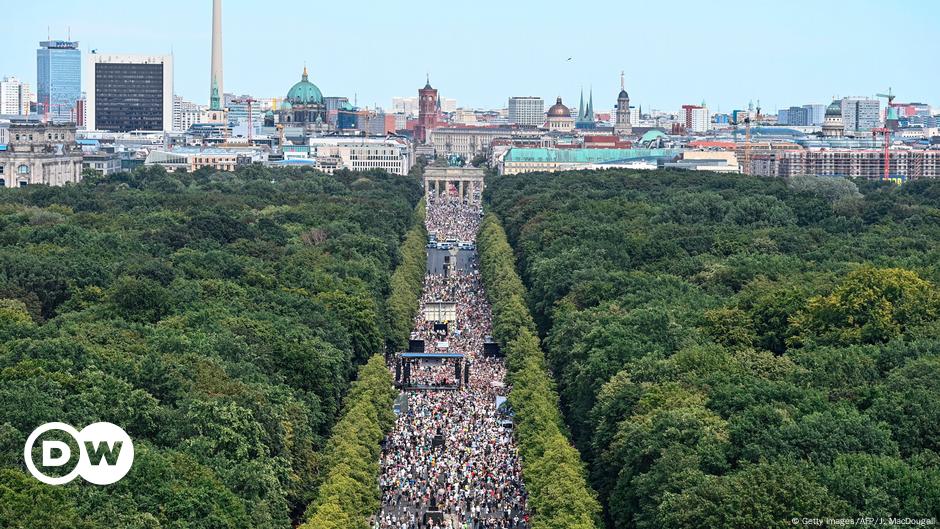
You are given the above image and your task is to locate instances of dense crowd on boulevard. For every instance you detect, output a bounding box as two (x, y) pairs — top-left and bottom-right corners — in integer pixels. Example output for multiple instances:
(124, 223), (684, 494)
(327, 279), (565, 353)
(425, 198), (482, 243)
(377, 199), (530, 529)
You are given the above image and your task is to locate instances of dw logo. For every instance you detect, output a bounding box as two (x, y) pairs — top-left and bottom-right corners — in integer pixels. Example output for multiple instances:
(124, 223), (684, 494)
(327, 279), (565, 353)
(23, 422), (134, 485)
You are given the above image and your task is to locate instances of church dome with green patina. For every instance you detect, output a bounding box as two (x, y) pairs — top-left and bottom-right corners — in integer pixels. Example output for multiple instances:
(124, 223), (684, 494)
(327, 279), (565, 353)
(286, 67), (323, 105)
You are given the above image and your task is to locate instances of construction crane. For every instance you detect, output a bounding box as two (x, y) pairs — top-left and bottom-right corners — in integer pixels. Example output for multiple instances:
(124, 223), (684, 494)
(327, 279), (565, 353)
(231, 97), (259, 142)
(871, 127), (892, 181)
(876, 87), (896, 107)
(742, 114), (752, 175)
(739, 101), (761, 176)
(876, 88), (902, 130)
(730, 112), (750, 174)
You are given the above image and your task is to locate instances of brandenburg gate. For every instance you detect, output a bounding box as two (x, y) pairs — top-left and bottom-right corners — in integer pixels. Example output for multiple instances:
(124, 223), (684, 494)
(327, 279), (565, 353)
(424, 167), (485, 205)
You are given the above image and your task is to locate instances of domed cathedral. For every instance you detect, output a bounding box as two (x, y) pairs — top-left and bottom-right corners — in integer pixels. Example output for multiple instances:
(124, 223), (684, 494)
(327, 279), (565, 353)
(545, 97), (574, 132)
(614, 71), (632, 136)
(822, 98), (844, 138)
(277, 66), (329, 136)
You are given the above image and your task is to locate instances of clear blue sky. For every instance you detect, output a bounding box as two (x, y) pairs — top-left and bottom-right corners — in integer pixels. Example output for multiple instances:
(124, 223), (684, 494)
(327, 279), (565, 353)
(1, 0), (937, 113)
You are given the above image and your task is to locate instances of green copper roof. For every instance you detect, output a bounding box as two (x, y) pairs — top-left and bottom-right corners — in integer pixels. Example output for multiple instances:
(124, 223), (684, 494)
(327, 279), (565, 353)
(505, 148), (680, 163)
(286, 67), (323, 105)
(640, 130), (667, 144)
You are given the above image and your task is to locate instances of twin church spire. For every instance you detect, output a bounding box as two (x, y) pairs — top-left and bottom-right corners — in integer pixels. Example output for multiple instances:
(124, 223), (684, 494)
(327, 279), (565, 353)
(573, 72), (630, 132)
(576, 87), (595, 129)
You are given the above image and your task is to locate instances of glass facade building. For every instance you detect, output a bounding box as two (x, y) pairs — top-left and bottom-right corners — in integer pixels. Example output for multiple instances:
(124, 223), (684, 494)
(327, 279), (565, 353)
(37, 41), (81, 123)
(93, 62), (165, 131)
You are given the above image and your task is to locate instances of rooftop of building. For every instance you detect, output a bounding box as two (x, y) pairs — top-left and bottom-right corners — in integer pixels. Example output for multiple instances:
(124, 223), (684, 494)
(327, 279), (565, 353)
(639, 130), (668, 144)
(40, 40), (79, 49)
(156, 147), (261, 155)
(4, 121), (77, 130)
(505, 147), (681, 163)
(547, 97), (571, 118)
(308, 136), (407, 145)
(430, 125), (516, 132)
(270, 158), (317, 166)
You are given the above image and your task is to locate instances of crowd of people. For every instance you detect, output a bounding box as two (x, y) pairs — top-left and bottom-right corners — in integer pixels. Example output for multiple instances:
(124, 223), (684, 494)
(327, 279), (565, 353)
(405, 360), (459, 388)
(425, 198), (483, 243)
(377, 199), (530, 529)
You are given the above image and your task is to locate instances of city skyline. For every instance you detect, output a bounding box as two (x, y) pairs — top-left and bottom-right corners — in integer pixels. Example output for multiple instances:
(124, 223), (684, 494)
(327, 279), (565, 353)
(1, 0), (938, 113)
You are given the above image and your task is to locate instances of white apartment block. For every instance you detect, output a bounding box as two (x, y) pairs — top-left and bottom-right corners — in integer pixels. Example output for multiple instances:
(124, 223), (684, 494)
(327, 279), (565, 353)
(172, 95), (205, 132)
(682, 105), (710, 133)
(508, 97), (544, 127)
(1, 77), (32, 115)
(307, 137), (414, 175)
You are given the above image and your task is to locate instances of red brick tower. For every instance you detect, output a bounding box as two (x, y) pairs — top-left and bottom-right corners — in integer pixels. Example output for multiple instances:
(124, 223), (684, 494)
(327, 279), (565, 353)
(415, 75), (439, 144)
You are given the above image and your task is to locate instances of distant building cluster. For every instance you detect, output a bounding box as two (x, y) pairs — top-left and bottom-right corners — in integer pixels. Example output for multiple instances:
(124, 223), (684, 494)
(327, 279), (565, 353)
(1, 0), (938, 187)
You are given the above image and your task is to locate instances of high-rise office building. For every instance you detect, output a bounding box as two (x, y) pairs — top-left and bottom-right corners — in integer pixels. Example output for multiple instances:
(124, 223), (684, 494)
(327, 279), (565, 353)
(37, 40), (81, 122)
(803, 104), (825, 126)
(224, 93), (261, 130)
(841, 97), (880, 133)
(0, 77), (32, 115)
(781, 106), (816, 126)
(508, 97), (544, 127)
(86, 54), (173, 132)
(681, 104), (709, 133)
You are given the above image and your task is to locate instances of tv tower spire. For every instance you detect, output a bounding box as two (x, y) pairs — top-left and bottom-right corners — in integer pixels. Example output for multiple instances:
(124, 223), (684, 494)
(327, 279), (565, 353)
(209, 0), (224, 110)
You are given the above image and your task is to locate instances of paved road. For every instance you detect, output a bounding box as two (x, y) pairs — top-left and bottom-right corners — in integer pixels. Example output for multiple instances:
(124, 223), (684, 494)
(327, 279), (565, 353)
(378, 202), (530, 529)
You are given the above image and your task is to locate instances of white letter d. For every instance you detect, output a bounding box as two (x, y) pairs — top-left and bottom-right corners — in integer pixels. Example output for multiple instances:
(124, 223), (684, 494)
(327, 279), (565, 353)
(42, 440), (71, 467)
